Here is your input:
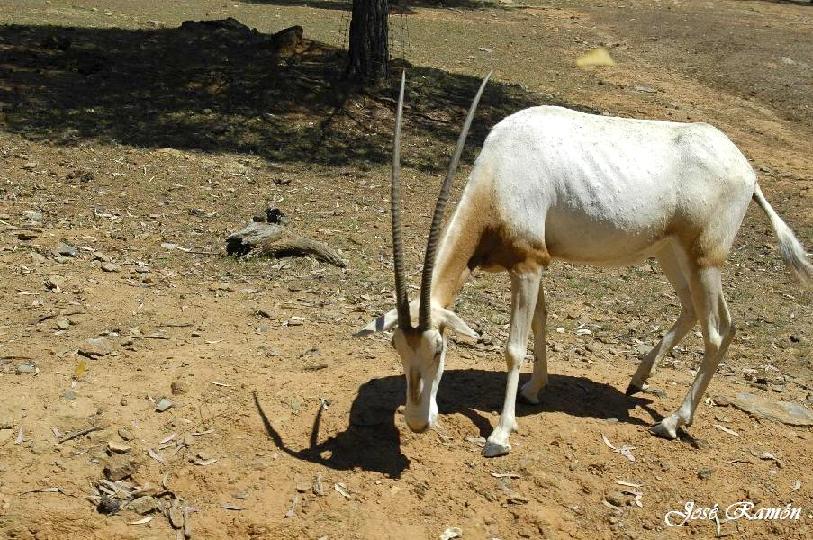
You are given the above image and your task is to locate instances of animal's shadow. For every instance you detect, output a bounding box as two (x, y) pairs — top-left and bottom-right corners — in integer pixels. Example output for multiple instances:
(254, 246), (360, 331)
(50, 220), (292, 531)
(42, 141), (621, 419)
(254, 369), (656, 478)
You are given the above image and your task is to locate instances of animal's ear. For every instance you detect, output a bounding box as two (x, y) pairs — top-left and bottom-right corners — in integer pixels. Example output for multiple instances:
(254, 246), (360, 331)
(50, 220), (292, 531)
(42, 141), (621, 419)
(436, 308), (479, 339)
(353, 308), (399, 337)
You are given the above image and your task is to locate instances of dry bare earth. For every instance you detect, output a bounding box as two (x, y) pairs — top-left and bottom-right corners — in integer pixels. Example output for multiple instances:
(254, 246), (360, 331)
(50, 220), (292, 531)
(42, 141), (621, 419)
(0, 0), (811, 539)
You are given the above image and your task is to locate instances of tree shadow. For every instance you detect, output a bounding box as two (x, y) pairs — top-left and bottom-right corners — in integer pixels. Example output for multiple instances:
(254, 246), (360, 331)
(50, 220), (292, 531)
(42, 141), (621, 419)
(239, 0), (524, 14)
(0, 20), (585, 173)
(253, 369), (656, 478)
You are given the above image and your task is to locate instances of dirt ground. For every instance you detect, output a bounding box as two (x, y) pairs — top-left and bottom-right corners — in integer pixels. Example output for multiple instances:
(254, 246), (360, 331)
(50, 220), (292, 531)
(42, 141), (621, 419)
(1, 0), (812, 539)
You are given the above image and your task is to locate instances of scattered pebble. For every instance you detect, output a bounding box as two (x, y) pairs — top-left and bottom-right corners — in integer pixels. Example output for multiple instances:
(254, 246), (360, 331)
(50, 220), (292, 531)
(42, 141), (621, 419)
(168, 505), (185, 528)
(23, 210), (42, 221)
(439, 527), (463, 540)
(107, 441), (132, 454)
(56, 242), (78, 257)
(103, 459), (135, 481)
(605, 490), (627, 507)
(170, 380), (189, 395)
(634, 84), (657, 94)
(15, 363), (37, 375)
(155, 398), (174, 412)
(128, 496), (161, 515)
(44, 274), (66, 291)
(79, 337), (113, 358)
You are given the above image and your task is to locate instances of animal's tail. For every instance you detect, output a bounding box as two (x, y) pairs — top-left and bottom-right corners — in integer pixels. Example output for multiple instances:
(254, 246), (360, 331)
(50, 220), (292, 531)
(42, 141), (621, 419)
(752, 183), (812, 288)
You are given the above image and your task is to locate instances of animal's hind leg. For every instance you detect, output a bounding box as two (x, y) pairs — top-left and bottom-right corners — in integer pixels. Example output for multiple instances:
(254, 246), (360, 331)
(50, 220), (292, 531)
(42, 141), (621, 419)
(651, 264), (735, 439)
(519, 279), (547, 404)
(627, 245), (696, 395)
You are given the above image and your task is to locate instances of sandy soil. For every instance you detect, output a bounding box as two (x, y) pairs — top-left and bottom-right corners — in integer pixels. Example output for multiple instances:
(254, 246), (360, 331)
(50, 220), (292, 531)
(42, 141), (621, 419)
(0, 1), (811, 539)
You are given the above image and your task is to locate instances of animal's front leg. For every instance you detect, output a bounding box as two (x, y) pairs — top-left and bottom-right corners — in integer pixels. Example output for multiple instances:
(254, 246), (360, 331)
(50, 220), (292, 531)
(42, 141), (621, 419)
(484, 268), (541, 458)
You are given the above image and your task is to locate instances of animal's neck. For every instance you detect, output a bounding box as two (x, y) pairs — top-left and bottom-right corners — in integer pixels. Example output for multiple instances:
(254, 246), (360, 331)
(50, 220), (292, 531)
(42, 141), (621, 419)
(429, 195), (488, 309)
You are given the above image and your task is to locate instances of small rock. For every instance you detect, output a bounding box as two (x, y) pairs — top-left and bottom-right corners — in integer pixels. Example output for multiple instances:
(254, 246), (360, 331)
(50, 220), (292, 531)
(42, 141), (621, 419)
(255, 323), (270, 334)
(62, 389), (77, 401)
(155, 398), (174, 412)
(45, 274), (66, 291)
(56, 318), (71, 330)
(634, 343), (650, 357)
(15, 363), (37, 374)
(79, 337), (113, 357)
(724, 392), (813, 426)
(295, 482), (310, 493)
(697, 468), (714, 480)
(103, 458), (135, 481)
(120, 397), (129, 406)
(97, 496), (120, 515)
(634, 84), (657, 93)
(170, 381), (189, 395)
(56, 242), (78, 257)
(605, 491), (626, 507)
(107, 440), (131, 454)
(128, 496), (161, 515)
(100, 262), (120, 273)
(93, 251), (111, 262)
(118, 427), (133, 441)
(168, 505), (185, 528)
(23, 210), (42, 221)
(439, 527), (463, 540)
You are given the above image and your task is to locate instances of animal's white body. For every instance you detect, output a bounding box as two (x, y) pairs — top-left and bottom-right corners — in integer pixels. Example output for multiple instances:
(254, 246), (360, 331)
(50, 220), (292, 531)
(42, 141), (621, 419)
(364, 87), (812, 458)
(445, 106), (754, 269)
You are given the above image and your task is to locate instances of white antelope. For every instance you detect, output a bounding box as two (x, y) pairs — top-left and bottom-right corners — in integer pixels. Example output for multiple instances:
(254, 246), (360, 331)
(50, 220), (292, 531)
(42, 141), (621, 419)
(359, 72), (812, 457)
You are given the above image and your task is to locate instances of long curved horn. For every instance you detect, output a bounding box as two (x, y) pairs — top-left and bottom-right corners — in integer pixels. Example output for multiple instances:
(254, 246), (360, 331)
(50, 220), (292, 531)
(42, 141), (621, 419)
(391, 70), (411, 328)
(418, 72), (492, 330)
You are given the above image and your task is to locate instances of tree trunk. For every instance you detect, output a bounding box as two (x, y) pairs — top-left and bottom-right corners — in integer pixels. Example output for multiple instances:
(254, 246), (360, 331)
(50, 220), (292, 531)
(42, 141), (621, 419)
(346, 0), (389, 83)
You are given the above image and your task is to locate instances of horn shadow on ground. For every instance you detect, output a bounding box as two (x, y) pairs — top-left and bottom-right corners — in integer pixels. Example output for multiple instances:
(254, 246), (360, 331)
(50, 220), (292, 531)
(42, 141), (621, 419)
(253, 370), (657, 478)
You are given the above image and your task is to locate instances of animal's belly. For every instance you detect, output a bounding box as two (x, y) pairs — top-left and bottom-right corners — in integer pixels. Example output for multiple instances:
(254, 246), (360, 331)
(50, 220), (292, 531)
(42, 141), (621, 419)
(544, 210), (673, 266)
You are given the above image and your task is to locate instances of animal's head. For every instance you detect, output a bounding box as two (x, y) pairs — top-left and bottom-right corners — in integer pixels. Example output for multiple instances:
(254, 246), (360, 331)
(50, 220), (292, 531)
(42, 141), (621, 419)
(356, 71), (490, 432)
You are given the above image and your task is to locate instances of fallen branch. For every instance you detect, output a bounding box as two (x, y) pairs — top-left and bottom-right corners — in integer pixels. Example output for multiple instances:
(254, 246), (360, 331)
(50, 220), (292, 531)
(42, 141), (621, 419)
(226, 208), (346, 267)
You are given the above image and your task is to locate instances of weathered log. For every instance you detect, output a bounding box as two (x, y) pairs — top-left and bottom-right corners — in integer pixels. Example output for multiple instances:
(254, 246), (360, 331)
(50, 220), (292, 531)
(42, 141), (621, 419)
(226, 210), (345, 267)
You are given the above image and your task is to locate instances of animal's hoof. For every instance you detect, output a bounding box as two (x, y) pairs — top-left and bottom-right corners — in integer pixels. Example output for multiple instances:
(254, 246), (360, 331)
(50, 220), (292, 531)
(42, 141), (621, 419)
(625, 383), (643, 396)
(518, 384), (540, 405)
(482, 440), (511, 458)
(649, 421), (677, 440)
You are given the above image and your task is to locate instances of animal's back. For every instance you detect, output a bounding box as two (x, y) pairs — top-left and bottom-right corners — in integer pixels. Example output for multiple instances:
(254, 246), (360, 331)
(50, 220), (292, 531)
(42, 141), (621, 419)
(466, 106), (756, 265)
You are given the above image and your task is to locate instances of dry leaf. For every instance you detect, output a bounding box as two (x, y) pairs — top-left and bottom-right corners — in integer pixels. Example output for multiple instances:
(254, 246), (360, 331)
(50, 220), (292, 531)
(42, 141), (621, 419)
(74, 359), (87, 380)
(576, 47), (616, 68)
